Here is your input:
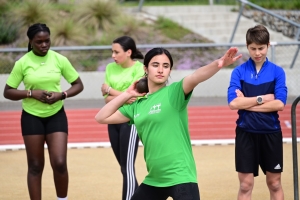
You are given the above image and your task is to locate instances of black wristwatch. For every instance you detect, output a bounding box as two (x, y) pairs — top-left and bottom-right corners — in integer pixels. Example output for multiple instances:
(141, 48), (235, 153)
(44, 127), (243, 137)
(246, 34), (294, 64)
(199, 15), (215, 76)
(256, 96), (263, 105)
(61, 92), (66, 100)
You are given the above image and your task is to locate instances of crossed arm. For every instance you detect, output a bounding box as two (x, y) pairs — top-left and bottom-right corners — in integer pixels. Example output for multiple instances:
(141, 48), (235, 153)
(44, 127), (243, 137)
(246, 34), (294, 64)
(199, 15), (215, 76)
(229, 89), (285, 112)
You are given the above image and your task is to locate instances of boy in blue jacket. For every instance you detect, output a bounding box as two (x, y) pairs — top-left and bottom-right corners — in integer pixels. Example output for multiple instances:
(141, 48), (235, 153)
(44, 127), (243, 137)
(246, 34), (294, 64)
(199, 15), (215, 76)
(227, 24), (287, 200)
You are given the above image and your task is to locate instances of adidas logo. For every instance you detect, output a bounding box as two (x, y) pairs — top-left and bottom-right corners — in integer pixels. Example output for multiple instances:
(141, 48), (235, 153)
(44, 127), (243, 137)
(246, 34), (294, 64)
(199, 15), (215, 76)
(274, 164), (281, 170)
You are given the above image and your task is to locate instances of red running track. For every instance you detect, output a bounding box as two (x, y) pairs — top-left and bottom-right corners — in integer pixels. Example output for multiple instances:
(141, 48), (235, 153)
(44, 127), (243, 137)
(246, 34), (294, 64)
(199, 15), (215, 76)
(0, 105), (299, 145)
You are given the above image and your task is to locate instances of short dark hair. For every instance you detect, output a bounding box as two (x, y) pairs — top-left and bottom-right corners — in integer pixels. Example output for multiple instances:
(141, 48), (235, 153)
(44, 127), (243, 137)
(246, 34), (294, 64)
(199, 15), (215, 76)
(144, 48), (173, 69)
(27, 23), (50, 52)
(246, 25), (269, 46)
(113, 36), (144, 59)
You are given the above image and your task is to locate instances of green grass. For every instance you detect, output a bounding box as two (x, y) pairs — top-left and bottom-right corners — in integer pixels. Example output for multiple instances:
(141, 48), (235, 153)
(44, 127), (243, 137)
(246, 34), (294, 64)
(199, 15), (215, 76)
(120, 0), (298, 9)
(249, 0), (300, 9)
(121, 2), (208, 6)
(120, 0), (237, 6)
(155, 16), (192, 40)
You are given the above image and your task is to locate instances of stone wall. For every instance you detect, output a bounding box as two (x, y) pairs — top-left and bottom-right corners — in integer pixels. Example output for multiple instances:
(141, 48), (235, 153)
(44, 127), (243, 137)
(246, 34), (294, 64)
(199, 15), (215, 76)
(243, 9), (300, 39)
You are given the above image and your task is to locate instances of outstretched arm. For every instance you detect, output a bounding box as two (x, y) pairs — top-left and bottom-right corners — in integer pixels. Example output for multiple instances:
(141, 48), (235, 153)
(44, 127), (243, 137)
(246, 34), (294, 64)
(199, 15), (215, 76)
(183, 47), (242, 94)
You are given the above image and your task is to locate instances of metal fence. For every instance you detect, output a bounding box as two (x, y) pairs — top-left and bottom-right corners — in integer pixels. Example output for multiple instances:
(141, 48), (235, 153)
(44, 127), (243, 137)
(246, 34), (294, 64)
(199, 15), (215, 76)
(0, 42), (299, 72)
(0, 44), (242, 74)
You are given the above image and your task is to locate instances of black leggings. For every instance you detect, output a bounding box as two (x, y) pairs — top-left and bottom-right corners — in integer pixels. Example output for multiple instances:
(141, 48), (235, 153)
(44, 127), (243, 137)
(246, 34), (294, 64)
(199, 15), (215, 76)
(131, 183), (200, 200)
(108, 123), (139, 200)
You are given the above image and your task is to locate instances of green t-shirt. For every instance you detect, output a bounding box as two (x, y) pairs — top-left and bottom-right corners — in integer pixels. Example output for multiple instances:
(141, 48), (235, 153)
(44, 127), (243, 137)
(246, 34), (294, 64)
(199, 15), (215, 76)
(104, 60), (144, 97)
(6, 50), (79, 117)
(119, 79), (197, 187)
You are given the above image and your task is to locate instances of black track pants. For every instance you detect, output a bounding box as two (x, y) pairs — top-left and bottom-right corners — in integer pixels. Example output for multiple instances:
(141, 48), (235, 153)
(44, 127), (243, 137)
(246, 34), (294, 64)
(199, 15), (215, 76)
(108, 123), (139, 200)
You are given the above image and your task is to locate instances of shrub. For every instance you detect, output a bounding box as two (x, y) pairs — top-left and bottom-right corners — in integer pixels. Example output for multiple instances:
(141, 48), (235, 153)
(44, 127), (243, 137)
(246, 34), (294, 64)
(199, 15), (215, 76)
(0, 0), (8, 14)
(9, 0), (54, 29)
(79, 56), (100, 71)
(50, 18), (89, 46)
(0, 52), (23, 74)
(0, 17), (19, 44)
(74, 0), (120, 33)
(94, 14), (144, 45)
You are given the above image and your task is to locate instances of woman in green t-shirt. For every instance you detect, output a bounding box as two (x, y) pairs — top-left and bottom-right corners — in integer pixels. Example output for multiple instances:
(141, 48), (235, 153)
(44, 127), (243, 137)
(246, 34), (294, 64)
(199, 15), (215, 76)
(100, 36), (144, 200)
(96, 47), (241, 200)
(3, 23), (84, 200)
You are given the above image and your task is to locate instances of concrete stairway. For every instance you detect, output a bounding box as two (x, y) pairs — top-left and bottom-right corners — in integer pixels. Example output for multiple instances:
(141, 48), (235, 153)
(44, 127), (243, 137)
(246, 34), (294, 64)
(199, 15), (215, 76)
(132, 5), (299, 69)
(140, 5), (294, 43)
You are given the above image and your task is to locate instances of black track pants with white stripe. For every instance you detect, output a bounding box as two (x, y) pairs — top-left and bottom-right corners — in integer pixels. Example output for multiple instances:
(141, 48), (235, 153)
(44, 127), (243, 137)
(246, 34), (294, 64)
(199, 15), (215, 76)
(108, 123), (139, 200)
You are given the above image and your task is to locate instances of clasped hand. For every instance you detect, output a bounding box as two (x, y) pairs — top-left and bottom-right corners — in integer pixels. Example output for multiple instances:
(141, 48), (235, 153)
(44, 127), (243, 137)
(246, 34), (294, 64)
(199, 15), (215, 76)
(32, 90), (60, 105)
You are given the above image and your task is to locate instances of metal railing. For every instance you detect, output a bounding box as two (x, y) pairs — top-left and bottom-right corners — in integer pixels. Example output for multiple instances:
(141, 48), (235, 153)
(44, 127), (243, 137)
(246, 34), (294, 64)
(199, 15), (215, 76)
(231, 0), (300, 69)
(1, 41), (299, 72)
(292, 96), (300, 200)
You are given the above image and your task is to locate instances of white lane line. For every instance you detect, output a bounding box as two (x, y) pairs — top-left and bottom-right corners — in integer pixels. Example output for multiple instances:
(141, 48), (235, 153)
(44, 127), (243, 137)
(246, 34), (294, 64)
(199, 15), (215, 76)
(1, 138), (300, 151)
(284, 120), (291, 128)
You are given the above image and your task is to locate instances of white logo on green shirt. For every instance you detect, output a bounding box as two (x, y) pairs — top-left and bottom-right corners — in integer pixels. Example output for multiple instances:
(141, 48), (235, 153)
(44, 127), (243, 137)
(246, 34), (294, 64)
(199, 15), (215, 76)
(149, 103), (161, 114)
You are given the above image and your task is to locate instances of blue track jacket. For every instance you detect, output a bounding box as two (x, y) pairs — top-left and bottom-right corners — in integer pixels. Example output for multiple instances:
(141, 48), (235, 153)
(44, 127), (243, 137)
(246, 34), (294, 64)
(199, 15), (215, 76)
(227, 58), (287, 133)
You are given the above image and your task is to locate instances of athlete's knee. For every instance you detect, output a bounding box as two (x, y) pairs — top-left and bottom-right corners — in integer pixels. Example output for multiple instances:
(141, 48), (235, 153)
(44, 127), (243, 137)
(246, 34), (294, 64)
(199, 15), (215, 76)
(267, 178), (282, 192)
(28, 160), (44, 176)
(266, 172), (282, 192)
(239, 180), (254, 194)
(52, 158), (67, 174)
